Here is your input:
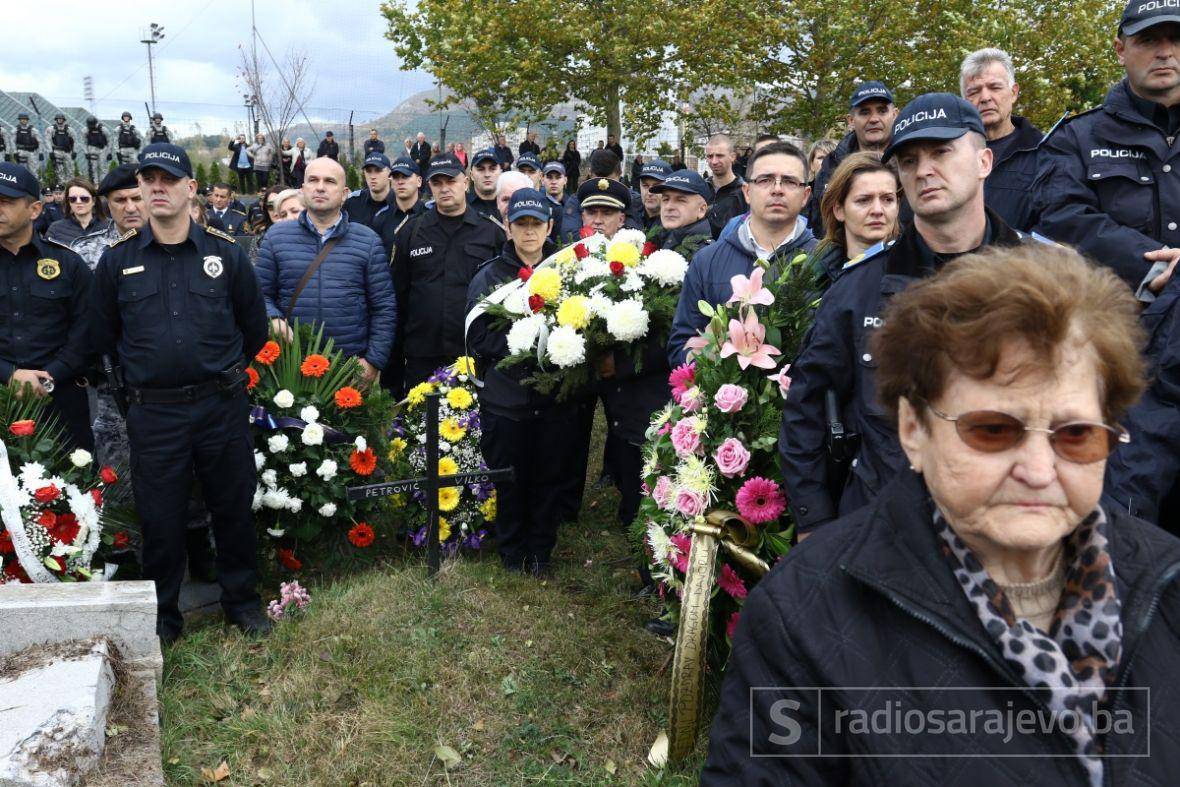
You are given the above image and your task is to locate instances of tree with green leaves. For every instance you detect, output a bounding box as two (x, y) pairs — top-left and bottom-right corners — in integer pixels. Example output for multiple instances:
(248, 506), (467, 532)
(210, 160), (223, 186)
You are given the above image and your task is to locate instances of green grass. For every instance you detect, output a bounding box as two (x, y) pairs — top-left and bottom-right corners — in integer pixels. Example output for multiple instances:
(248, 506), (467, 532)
(160, 424), (714, 786)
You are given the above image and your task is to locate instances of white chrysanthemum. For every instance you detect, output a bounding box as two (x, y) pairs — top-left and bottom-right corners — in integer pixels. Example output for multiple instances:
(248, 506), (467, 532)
(261, 469), (278, 487)
(252, 487), (264, 511)
(300, 405), (320, 423)
(273, 389), (295, 409)
(507, 314), (544, 355)
(355, 436), (367, 451)
(301, 422), (324, 446)
(620, 272), (644, 292)
(288, 462), (307, 478)
(262, 487), (291, 510)
(318, 502), (337, 517)
(581, 232), (607, 253)
(254, 451), (266, 471)
(316, 459), (338, 481)
(573, 257), (610, 284)
(647, 521), (674, 570)
(545, 325), (586, 368)
(18, 462), (46, 487)
(612, 227), (647, 249)
(639, 249), (689, 286)
(287, 497), (303, 514)
(605, 298), (650, 341)
(587, 292), (614, 318)
(502, 287), (531, 316)
(675, 455), (717, 498)
(69, 449), (92, 468)
(267, 433), (289, 453)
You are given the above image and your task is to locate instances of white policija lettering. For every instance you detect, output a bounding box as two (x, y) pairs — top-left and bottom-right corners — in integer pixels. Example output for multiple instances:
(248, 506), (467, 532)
(892, 108), (948, 134)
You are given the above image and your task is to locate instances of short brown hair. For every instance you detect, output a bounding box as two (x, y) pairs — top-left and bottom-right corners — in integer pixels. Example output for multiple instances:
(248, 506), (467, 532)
(873, 244), (1146, 425)
(819, 151), (900, 252)
(62, 178), (106, 221)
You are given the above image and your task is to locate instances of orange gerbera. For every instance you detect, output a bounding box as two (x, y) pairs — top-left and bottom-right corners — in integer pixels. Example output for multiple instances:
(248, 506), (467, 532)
(245, 366), (260, 390)
(256, 341), (281, 365)
(335, 386), (363, 409)
(349, 448), (377, 476)
(300, 354), (330, 378)
(347, 522), (376, 548)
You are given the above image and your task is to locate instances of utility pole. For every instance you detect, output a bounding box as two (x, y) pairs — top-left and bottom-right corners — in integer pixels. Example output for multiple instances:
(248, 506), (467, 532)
(83, 77), (95, 115)
(348, 110), (355, 167)
(140, 22), (165, 114)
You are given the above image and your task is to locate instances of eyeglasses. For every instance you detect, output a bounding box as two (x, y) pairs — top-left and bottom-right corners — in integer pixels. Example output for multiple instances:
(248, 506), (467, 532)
(750, 174), (806, 191)
(68, 195), (92, 203)
(924, 403), (1129, 464)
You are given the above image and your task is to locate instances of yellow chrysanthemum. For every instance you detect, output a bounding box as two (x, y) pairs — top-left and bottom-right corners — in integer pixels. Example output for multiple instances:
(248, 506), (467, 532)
(406, 381), (435, 407)
(555, 246), (577, 267)
(556, 295), (591, 329)
(446, 387), (473, 410)
(387, 437), (408, 462)
(439, 418), (466, 442)
(452, 356), (477, 376)
(437, 456), (458, 476)
(479, 493), (497, 521)
(437, 517), (451, 542)
(439, 487), (460, 512)
(527, 268), (561, 301)
(607, 240), (641, 268)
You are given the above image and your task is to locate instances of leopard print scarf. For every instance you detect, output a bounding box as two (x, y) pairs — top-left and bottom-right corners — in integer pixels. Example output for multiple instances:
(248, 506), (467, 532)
(935, 508), (1122, 787)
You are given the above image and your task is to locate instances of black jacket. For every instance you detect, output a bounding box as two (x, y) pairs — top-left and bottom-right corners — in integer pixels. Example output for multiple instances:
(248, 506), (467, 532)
(560, 149), (582, 180)
(363, 138), (385, 156)
(343, 190), (395, 232)
(707, 176), (748, 240)
(780, 210), (1029, 532)
(805, 130), (857, 235)
(228, 140), (252, 170)
(392, 207), (502, 361)
(518, 140), (540, 156)
(465, 240), (563, 417)
(316, 138), (339, 160)
(375, 199), (427, 258)
(703, 468), (1180, 785)
(984, 115), (1043, 232)
(410, 140), (432, 173)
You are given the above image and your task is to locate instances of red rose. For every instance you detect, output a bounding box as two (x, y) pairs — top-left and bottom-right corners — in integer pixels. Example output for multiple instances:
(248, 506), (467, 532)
(91, 488), (103, 507)
(37, 510), (56, 529)
(609, 260), (625, 277)
(9, 420), (34, 437)
(642, 241), (658, 257)
(277, 547), (302, 571)
(578, 225), (594, 239)
(517, 267), (532, 281)
(574, 243), (590, 260)
(112, 531), (130, 549)
(0, 530), (13, 554)
(100, 466), (118, 485)
(527, 294), (545, 313)
(34, 485), (60, 504)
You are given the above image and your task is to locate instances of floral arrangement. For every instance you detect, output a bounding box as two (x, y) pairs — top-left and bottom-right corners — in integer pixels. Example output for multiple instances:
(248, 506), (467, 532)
(0, 389), (125, 584)
(480, 228), (688, 400)
(248, 322), (397, 567)
(267, 580), (311, 621)
(636, 254), (817, 660)
(394, 357), (496, 552)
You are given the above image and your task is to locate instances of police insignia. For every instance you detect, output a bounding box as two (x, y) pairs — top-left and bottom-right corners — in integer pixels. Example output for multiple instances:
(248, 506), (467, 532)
(598, 178), (610, 190)
(203, 255), (224, 278)
(36, 258), (60, 280)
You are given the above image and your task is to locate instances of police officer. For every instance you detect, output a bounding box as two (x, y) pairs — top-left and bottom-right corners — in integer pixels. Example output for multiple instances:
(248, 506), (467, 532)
(344, 152), (395, 230)
(0, 125), (8, 162)
(376, 156), (426, 255)
(650, 169), (714, 252)
(781, 94), (1039, 539)
(92, 143), (270, 642)
(83, 117), (110, 183)
(147, 113), (171, 144)
(206, 183), (250, 234)
(465, 188), (584, 575)
(1035, 1), (1180, 295)
(633, 158), (673, 233)
(391, 153), (501, 389)
(540, 162), (581, 245)
(13, 113), (42, 177)
(33, 185), (63, 236)
(515, 153), (542, 189)
(47, 114), (75, 180)
(576, 176), (632, 239)
(115, 111), (141, 165)
(468, 148), (501, 219)
(0, 163), (94, 449)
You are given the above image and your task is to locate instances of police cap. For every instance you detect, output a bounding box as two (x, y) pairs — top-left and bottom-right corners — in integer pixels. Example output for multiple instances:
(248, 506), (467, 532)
(516, 153), (541, 172)
(882, 92), (985, 163)
(850, 80), (895, 109)
(1120, 0), (1180, 35)
(426, 154), (465, 180)
(97, 163), (139, 196)
(542, 161), (566, 176)
(0, 162), (40, 200)
(577, 177), (631, 211)
(471, 148), (498, 167)
(137, 143), (193, 178)
(362, 152), (391, 171)
(390, 156), (420, 176)
(638, 159), (673, 182)
(506, 188), (552, 223)
(651, 169), (713, 200)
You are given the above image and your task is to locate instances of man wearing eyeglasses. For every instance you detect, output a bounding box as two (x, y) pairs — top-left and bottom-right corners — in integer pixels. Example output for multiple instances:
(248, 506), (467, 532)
(780, 93), (1047, 539)
(668, 141), (817, 366)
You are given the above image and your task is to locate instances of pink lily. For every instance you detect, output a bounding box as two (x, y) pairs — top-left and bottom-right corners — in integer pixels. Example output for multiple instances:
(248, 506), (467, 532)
(684, 334), (711, 360)
(720, 310), (781, 370)
(727, 267), (775, 307)
(768, 364), (793, 398)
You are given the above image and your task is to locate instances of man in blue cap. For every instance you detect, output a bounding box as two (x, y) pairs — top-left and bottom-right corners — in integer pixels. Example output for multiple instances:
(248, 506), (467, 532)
(93, 143), (271, 642)
(344, 151), (396, 230)
(376, 156), (426, 253)
(0, 162), (93, 449)
(781, 94), (1043, 540)
(540, 161), (581, 244)
(515, 153), (542, 189)
(633, 158), (673, 233)
(806, 80), (899, 234)
(650, 169), (714, 252)
(467, 148), (501, 220)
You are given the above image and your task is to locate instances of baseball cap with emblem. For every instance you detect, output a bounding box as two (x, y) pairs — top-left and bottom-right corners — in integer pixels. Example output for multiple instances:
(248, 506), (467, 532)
(882, 92), (985, 163)
(542, 161), (566, 176)
(639, 159), (674, 182)
(576, 177), (632, 211)
(391, 156), (420, 176)
(1120, 0), (1180, 35)
(426, 154), (465, 180)
(516, 154), (541, 172)
(0, 162), (40, 200)
(471, 148), (498, 167)
(506, 188), (553, 223)
(850, 80), (895, 109)
(137, 142), (194, 178)
(97, 164), (139, 196)
(363, 152), (391, 171)
(651, 169), (713, 200)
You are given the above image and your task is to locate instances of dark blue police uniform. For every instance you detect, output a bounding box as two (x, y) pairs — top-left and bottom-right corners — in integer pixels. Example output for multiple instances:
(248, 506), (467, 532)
(983, 115), (1043, 232)
(93, 208), (268, 639)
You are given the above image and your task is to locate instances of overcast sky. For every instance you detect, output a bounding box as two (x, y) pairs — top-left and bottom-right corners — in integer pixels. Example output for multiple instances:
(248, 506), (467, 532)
(0, 0), (433, 136)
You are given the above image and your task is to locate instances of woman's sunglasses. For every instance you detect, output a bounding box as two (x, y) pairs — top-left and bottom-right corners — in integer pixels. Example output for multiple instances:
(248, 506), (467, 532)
(68, 195), (92, 203)
(924, 402), (1129, 464)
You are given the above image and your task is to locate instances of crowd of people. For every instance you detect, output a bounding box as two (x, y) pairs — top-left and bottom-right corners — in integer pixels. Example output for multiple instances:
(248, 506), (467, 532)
(5, 0), (1180, 776)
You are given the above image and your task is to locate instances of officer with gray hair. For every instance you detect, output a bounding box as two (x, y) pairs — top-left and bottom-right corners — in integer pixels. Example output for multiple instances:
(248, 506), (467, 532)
(959, 47), (1043, 231)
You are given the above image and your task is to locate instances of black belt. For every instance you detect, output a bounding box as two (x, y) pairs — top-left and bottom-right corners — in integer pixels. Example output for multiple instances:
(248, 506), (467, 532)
(127, 366), (245, 405)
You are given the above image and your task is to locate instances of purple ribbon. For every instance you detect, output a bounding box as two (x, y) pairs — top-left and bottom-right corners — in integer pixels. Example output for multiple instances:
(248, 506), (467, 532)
(249, 405), (353, 445)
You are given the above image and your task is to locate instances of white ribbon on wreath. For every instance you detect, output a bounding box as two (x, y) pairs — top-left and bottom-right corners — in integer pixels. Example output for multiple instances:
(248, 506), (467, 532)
(0, 439), (57, 583)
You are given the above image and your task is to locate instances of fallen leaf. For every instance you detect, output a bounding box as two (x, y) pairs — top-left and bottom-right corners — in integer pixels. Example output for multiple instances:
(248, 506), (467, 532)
(434, 744), (461, 769)
(525, 640), (533, 648)
(473, 719), (485, 731)
(605, 758), (617, 775)
(200, 760), (231, 783)
(647, 731), (669, 768)
(241, 705), (257, 720)
(257, 766), (275, 781)
(550, 749), (567, 764)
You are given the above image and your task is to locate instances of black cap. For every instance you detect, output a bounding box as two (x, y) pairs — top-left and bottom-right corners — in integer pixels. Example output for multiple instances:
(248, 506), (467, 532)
(850, 81), (895, 109)
(639, 159), (673, 182)
(391, 156), (420, 176)
(883, 93), (985, 162)
(97, 163), (139, 196)
(51, 184), (63, 192)
(325, 130), (334, 137)
(651, 169), (713, 200)
(471, 148), (497, 167)
(576, 177), (632, 211)
(40, 186), (52, 197)
(0, 163), (40, 200)
(137, 143), (193, 178)
(1120, 0), (1180, 35)
(506, 188), (553, 223)
(426, 154), (464, 180)
(516, 154), (541, 172)
(17, 113), (28, 121)
(542, 161), (566, 176)
(363, 152), (391, 170)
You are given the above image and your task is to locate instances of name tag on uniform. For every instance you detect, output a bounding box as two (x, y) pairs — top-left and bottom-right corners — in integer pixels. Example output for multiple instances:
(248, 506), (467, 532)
(122, 265), (145, 275)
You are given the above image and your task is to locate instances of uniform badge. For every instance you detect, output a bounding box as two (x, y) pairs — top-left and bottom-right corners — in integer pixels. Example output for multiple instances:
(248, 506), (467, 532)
(203, 255), (224, 278)
(36, 258), (60, 280)
(598, 178), (610, 190)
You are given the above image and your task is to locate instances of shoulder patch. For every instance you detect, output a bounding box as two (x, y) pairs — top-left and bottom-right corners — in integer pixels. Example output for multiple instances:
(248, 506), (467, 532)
(204, 226), (237, 243)
(841, 239), (892, 271)
(109, 228), (138, 247)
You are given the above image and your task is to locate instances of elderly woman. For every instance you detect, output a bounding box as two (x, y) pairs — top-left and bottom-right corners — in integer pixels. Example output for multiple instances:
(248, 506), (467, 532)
(273, 189), (304, 222)
(808, 151), (900, 291)
(704, 245), (1180, 784)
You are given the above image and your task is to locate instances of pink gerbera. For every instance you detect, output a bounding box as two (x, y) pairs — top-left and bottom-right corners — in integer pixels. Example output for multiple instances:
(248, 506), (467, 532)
(735, 476), (787, 524)
(668, 362), (696, 401)
(726, 611), (741, 639)
(718, 563), (748, 600)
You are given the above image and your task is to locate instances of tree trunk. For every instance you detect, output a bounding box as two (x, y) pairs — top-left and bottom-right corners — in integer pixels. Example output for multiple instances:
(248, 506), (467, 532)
(604, 82), (622, 145)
